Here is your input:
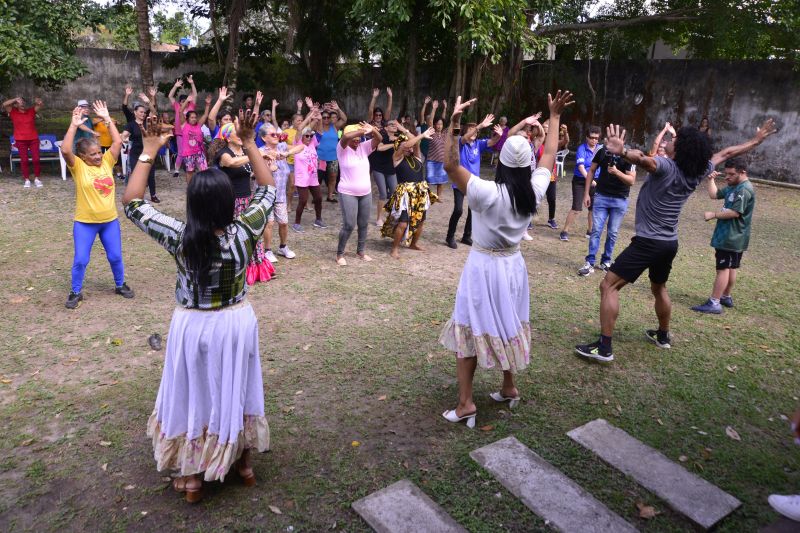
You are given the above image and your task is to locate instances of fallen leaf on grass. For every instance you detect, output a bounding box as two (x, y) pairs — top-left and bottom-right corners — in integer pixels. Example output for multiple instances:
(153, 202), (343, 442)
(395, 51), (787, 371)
(726, 365), (738, 373)
(678, 455), (688, 463)
(29, 369), (39, 377)
(701, 448), (712, 460)
(140, 511), (148, 516)
(302, 344), (310, 351)
(351, 441), (361, 447)
(268, 369), (277, 375)
(20, 438), (34, 446)
(378, 395), (387, 401)
(365, 344), (374, 349)
(101, 463), (108, 471)
(636, 502), (659, 519)
(725, 426), (741, 441)
(111, 338), (123, 346)
(656, 418), (664, 426)
(479, 425), (494, 432)
(281, 406), (295, 413)
(294, 390), (303, 395)
(1, 379), (11, 384)
(10, 296), (25, 304)
(123, 484), (135, 490)
(430, 320), (441, 325)
(99, 441), (112, 447)
(727, 384), (736, 389)
(283, 500), (295, 510)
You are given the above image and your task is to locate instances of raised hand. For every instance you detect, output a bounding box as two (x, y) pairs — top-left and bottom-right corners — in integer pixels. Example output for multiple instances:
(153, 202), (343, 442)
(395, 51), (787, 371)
(452, 96), (477, 116)
(138, 92), (150, 104)
(148, 86), (157, 97)
(358, 121), (374, 135)
(479, 113), (495, 128)
(70, 107), (85, 128)
(330, 100), (340, 110)
(493, 124), (504, 137)
(706, 170), (720, 181)
(424, 96), (431, 104)
(92, 100), (111, 121)
(755, 118), (777, 143)
(604, 124), (626, 155)
(386, 87), (392, 97)
(34, 97), (43, 107)
(173, 78), (183, 88)
(141, 116), (173, 152)
(205, 94), (213, 105)
(372, 88), (380, 98)
(235, 109), (258, 143)
(422, 127), (435, 139)
(547, 90), (575, 116)
(187, 74), (195, 85)
(271, 98), (278, 108)
(296, 98), (303, 110)
(432, 100), (439, 108)
(442, 99), (448, 109)
(255, 91), (263, 106)
(124, 84), (133, 96)
(218, 86), (228, 100)
(304, 96), (314, 109)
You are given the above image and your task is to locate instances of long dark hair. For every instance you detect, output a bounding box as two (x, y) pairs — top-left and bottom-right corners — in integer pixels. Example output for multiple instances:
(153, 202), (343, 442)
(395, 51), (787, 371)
(494, 162), (537, 218)
(674, 127), (713, 183)
(206, 138), (228, 165)
(181, 168), (235, 290)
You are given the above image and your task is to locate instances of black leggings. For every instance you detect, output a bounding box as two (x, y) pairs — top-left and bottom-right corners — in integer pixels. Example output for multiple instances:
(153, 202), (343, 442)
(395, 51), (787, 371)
(130, 150), (156, 196)
(447, 187), (472, 240)
(546, 181), (557, 220)
(295, 186), (322, 223)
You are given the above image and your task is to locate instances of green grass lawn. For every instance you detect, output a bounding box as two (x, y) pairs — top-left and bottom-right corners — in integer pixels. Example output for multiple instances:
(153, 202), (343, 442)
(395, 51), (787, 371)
(0, 165), (798, 532)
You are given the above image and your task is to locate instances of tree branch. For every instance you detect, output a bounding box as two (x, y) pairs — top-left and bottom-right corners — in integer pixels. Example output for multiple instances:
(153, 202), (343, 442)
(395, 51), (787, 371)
(534, 11), (702, 36)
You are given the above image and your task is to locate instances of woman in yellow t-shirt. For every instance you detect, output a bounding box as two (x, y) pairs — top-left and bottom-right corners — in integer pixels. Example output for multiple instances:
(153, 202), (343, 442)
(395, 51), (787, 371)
(61, 101), (134, 309)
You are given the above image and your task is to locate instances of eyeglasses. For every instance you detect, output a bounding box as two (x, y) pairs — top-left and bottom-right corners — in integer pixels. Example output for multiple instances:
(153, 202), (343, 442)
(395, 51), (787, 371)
(303, 134), (314, 138)
(267, 133), (280, 138)
(321, 115), (331, 119)
(588, 136), (600, 140)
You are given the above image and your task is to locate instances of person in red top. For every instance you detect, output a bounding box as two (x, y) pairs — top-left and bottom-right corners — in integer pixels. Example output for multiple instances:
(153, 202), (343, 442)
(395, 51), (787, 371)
(3, 96), (43, 188)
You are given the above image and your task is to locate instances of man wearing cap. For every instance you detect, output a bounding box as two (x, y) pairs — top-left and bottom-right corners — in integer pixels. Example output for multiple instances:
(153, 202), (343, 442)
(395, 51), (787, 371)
(73, 100), (99, 149)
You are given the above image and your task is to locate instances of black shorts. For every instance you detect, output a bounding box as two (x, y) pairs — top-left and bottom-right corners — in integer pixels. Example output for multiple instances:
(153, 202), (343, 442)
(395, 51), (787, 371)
(609, 236), (679, 284)
(398, 210), (426, 224)
(571, 180), (595, 212)
(715, 249), (743, 270)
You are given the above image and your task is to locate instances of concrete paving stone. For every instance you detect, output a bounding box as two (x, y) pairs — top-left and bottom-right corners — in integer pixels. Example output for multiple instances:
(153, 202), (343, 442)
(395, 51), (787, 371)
(351, 479), (467, 533)
(568, 418), (742, 530)
(470, 436), (638, 532)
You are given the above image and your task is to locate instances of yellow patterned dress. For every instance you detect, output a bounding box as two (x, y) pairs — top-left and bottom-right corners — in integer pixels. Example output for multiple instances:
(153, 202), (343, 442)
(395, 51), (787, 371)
(380, 156), (438, 245)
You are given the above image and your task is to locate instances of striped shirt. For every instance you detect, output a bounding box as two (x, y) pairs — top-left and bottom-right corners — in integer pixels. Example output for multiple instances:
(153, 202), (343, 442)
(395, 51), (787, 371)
(427, 131), (446, 162)
(124, 185), (276, 309)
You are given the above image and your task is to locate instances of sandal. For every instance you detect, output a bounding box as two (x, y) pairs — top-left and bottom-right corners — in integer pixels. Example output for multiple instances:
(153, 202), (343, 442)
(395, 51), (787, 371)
(234, 459), (256, 487)
(489, 392), (521, 408)
(172, 476), (203, 503)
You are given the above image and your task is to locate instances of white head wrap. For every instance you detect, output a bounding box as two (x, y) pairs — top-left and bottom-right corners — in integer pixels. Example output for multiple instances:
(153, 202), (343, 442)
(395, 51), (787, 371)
(499, 135), (532, 168)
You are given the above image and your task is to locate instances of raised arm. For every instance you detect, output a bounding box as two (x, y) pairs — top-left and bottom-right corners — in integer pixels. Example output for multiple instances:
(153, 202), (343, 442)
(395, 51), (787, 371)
(339, 122), (368, 148)
(168, 78), (182, 105)
(508, 112), (541, 137)
(420, 96), (431, 128)
(558, 125), (570, 150)
(385, 87), (393, 121)
(271, 99), (279, 128)
(93, 100), (122, 160)
(122, 117), (174, 204)
(393, 127), (433, 164)
(443, 96), (478, 193)
(648, 122), (675, 156)
(331, 101), (347, 129)
(427, 100), (438, 128)
(122, 85), (134, 123)
(710, 118), (776, 167)
(705, 170), (720, 199)
(252, 90), (263, 118)
(368, 88), (379, 121)
(33, 97), (43, 113)
(198, 95), (212, 125)
(208, 86), (228, 129)
(604, 124), (657, 174)
(60, 107), (86, 167)
(2, 97), (17, 114)
(187, 75), (198, 105)
(237, 109), (275, 188)
(538, 91), (575, 172)
(147, 86), (159, 115)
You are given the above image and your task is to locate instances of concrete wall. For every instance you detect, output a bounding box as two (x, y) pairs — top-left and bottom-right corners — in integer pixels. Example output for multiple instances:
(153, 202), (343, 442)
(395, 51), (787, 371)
(2, 50), (796, 182)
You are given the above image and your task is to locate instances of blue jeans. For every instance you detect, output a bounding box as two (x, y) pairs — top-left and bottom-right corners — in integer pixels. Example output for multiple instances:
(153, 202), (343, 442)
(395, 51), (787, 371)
(586, 193), (628, 265)
(71, 219), (125, 293)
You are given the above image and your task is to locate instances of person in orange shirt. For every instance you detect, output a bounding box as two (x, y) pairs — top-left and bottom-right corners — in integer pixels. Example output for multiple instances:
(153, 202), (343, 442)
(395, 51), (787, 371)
(61, 101), (134, 309)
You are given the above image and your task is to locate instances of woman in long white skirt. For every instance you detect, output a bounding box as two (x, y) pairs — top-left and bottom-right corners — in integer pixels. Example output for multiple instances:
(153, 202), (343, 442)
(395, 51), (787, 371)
(122, 111), (276, 502)
(438, 92), (574, 428)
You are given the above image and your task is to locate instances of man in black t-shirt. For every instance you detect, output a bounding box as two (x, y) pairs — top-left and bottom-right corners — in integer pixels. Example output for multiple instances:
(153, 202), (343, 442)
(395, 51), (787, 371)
(577, 144), (635, 276)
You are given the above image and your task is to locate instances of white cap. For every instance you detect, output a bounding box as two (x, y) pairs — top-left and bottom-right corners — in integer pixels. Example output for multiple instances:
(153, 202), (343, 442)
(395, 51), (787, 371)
(77, 99), (89, 107)
(499, 135), (532, 168)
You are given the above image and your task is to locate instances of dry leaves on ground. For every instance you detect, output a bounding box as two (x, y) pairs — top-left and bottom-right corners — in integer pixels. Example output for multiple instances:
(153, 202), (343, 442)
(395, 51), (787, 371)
(725, 426), (742, 441)
(636, 502), (659, 519)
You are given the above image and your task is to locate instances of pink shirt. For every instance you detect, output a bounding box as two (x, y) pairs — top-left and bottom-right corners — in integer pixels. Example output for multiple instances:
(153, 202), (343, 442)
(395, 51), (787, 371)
(172, 100), (196, 135)
(336, 141), (374, 197)
(180, 122), (204, 156)
(293, 137), (319, 187)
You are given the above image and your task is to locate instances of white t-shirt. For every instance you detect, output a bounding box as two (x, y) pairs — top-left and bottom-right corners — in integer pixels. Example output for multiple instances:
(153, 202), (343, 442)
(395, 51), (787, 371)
(468, 167), (550, 249)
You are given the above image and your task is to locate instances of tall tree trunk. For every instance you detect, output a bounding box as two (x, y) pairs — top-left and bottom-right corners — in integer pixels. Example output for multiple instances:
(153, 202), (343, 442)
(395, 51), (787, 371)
(223, 0), (248, 94)
(135, 0), (153, 89)
(404, 30), (418, 120)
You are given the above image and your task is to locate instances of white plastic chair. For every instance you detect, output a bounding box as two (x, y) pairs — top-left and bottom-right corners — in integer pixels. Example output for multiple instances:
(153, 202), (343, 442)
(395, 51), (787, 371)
(555, 149), (569, 178)
(55, 140), (68, 180)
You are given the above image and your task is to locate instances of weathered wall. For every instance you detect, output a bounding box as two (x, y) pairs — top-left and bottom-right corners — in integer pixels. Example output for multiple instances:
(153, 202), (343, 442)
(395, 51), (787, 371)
(2, 50), (796, 182)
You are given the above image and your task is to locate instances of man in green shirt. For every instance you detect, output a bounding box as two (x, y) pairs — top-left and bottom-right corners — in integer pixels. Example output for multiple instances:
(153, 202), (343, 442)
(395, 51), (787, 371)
(692, 157), (755, 314)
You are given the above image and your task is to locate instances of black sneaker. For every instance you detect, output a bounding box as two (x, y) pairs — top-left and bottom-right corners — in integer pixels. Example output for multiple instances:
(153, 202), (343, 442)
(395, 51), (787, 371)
(150, 195), (161, 204)
(720, 295), (734, 308)
(575, 341), (614, 362)
(645, 329), (671, 349)
(115, 283), (135, 299)
(461, 236), (473, 246)
(445, 237), (458, 249)
(148, 333), (162, 351)
(65, 291), (83, 309)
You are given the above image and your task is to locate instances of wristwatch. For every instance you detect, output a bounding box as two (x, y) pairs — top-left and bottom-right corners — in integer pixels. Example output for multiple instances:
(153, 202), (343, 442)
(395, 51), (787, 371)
(138, 154), (153, 164)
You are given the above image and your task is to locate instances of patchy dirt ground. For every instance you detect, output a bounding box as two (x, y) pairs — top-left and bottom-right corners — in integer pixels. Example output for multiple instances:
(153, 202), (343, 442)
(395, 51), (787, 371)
(1, 165), (799, 532)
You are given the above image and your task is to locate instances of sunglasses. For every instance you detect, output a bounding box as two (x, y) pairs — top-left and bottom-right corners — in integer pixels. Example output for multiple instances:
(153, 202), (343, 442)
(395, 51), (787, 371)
(303, 134), (314, 138)
(267, 133), (280, 138)
(588, 136), (600, 140)
(321, 115), (331, 119)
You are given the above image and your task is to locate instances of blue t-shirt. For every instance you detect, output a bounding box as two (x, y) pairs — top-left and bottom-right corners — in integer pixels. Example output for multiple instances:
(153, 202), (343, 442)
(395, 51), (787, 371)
(74, 117), (95, 148)
(574, 142), (600, 181)
(459, 138), (490, 176)
(316, 125), (340, 162)
(255, 121), (266, 148)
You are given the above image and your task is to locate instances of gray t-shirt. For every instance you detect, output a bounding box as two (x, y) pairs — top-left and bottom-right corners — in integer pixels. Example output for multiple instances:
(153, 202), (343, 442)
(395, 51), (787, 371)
(634, 157), (712, 241)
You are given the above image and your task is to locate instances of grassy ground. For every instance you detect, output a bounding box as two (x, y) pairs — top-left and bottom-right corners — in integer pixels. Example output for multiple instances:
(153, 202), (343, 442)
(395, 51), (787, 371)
(0, 162), (798, 532)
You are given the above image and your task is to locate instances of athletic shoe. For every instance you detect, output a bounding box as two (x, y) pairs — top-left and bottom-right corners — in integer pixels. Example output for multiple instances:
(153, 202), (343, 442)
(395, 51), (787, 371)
(559, 231), (569, 241)
(115, 283), (135, 299)
(575, 341), (614, 362)
(645, 329), (672, 349)
(172, 171), (179, 178)
(65, 291), (83, 309)
(599, 261), (612, 271)
(34, 178), (43, 188)
(277, 245), (296, 259)
(313, 219), (328, 229)
(527, 222), (534, 230)
(461, 236), (473, 246)
(578, 262), (594, 276)
(720, 295), (734, 308)
(522, 232), (533, 241)
(547, 219), (558, 229)
(691, 299), (723, 314)
(446, 237), (458, 249)
(769, 494), (800, 522)
(585, 231), (592, 239)
(291, 223), (305, 233)
(265, 250), (278, 263)
(23, 179), (31, 188)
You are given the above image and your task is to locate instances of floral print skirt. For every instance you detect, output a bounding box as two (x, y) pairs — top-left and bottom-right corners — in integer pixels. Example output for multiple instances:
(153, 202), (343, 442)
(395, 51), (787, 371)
(234, 196), (275, 284)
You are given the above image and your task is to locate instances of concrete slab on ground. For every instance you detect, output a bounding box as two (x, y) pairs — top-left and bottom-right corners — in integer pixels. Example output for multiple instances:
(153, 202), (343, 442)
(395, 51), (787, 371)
(568, 418), (741, 530)
(351, 479), (466, 533)
(470, 436), (638, 533)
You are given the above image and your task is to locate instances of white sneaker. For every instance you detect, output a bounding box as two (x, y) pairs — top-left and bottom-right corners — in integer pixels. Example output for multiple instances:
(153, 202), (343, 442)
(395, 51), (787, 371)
(277, 245), (296, 259)
(23, 179), (31, 188)
(522, 231), (533, 241)
(769, 494), (800, 522)
(34, 178), (43, 188)
(264, 250), (278, 263)
(578, 262), (595, 276)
